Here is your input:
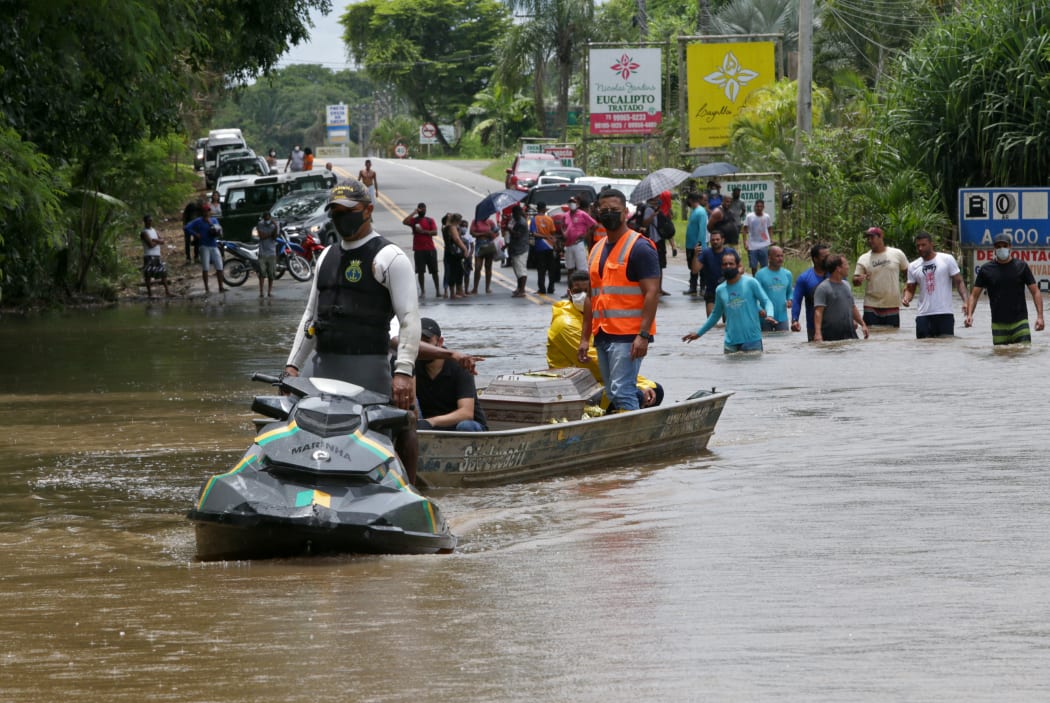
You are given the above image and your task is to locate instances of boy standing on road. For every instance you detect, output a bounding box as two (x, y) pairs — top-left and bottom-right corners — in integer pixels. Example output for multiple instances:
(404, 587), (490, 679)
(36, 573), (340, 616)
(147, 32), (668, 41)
(255, 211), (279, 298)
(403, 203), (440, 297)
(140, 215), (172, 298)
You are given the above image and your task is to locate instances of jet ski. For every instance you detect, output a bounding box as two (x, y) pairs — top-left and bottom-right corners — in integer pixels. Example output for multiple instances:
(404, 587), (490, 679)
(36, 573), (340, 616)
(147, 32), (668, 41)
(187, 373), (457, 560)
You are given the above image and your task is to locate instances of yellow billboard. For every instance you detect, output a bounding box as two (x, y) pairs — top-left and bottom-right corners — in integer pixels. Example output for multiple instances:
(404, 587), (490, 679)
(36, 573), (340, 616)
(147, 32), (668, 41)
(686, 41), (776, 149)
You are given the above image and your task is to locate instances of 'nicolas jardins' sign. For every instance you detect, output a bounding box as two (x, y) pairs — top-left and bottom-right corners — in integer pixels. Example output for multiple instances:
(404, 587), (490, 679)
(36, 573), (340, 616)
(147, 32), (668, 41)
(589, 48), (662, 137)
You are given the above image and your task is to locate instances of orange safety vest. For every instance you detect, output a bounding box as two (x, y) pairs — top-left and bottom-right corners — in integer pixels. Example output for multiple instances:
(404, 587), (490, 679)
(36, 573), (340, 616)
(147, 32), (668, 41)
(587, 229), (657, 337)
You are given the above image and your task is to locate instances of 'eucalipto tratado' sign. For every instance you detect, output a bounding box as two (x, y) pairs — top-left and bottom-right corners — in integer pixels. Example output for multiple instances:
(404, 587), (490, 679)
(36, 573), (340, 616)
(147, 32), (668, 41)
(589, 48), (662, 136)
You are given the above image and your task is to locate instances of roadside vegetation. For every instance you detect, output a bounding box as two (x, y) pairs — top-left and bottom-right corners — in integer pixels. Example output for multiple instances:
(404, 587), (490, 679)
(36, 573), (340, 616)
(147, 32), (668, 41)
(1, 0), (1047, 308)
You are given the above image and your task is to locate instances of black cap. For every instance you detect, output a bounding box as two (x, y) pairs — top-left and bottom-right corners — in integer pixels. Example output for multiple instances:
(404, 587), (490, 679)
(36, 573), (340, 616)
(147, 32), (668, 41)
(420, 317), (441, 338)
(993, 232), (1012, 245)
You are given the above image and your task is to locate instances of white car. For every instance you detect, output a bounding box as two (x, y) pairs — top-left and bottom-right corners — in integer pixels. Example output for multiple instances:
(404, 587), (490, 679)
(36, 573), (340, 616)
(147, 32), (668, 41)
(575, 176), (642, 218)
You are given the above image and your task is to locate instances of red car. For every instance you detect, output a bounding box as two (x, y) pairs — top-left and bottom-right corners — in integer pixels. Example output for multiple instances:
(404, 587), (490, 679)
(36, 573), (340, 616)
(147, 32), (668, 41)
(505, 153), (559, 192)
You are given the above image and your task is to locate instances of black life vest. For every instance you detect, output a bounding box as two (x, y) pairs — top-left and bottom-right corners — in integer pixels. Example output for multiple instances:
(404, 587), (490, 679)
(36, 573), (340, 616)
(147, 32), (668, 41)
(314, 236), (395, 355)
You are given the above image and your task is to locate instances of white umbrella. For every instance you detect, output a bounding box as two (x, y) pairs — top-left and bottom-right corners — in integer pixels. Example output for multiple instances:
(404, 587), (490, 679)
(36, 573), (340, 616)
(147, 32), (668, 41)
(630, 168), (692, 204)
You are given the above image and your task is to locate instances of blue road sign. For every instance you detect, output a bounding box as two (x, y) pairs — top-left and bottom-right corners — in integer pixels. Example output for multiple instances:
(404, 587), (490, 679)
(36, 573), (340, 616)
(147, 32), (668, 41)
(959, 187), (1050, 247)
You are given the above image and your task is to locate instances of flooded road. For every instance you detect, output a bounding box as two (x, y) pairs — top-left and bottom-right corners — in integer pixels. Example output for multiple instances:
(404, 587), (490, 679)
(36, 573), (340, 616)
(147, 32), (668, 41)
(3, 160), (1050, 701)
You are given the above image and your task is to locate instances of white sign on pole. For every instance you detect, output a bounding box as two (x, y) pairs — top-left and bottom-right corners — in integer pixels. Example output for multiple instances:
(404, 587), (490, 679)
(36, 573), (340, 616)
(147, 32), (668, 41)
(722, 179), (777, 224)
(326, 104), (348, 127)
(419, 123), (455, 145)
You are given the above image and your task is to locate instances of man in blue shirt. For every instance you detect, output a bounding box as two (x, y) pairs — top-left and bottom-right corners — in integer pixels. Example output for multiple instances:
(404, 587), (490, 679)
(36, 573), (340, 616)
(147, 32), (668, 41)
(683, 191), (709, 296)
(791, 243), (830, 341)
(183, 203), (226, 294)
(695, 231), (736, 317)
(683, 250), (774, 353)
(755, 245), (793, 331)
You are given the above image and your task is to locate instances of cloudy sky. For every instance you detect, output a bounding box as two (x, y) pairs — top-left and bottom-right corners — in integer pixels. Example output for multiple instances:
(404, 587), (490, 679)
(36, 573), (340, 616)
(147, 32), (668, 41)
(277, 4), (357, 70)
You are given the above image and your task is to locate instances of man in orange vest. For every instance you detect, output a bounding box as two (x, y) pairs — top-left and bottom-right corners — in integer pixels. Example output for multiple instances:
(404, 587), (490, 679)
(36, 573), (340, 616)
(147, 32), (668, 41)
(577, 188), (661, 411)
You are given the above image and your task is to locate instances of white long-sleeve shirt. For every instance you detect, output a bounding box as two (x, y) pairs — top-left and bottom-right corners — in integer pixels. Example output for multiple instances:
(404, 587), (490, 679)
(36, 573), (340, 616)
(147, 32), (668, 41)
(286, 231), (420, 376)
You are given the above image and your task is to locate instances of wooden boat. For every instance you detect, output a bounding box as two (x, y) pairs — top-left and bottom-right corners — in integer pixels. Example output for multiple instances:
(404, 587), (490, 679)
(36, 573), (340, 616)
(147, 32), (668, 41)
(417, 368), (731, 488)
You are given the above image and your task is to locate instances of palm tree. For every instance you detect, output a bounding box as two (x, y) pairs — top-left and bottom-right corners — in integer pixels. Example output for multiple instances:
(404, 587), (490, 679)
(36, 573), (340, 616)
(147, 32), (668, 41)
(368, 116), (421, 158)
(712, 0), (799, 55)
(502, 0), (595, 139)
(468, 84), (535, 152)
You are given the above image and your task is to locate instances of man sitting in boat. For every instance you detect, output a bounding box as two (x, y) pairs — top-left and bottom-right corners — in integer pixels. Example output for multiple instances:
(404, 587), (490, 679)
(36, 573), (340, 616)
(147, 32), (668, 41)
(547, 271), (663, 410)
(415, 318), (489, 432)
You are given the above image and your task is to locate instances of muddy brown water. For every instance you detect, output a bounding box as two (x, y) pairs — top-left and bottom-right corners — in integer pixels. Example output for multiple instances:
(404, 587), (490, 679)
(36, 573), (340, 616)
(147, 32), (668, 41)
(2, 281), (1049, 701)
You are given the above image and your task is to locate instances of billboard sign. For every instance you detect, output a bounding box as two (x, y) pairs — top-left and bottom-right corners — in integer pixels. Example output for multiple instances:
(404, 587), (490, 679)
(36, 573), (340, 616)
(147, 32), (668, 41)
(958, 187), (1050, 247)
(589, 48), (662, 136)
(686, 42), (775, 149)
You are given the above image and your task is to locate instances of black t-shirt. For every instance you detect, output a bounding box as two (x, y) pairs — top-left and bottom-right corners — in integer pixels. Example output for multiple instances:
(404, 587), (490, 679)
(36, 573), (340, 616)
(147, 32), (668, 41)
(974, 259), (1035, 323)
(415, 359), (488, 428)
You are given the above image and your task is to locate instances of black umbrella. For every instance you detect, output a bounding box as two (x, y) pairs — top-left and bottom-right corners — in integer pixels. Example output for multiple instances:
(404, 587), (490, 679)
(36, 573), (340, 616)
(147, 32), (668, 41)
(474, 189), (527, 222)
(691, 162), (739, 178)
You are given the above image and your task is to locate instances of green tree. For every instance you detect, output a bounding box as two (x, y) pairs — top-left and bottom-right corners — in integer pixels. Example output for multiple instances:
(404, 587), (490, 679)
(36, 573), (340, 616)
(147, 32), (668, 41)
(0, 0), (332, 305)
(815, 0), (936, 88)
(368, 115), (422, 157)
(341, 0), (509, 149)
(712, 0), (798, 54)
(213, 65), (377, 153)
(885, 0), (1050, 214)
(468, 84), (535, 153)
(0, 124), (67, 303)
(503, 0), (595, 140)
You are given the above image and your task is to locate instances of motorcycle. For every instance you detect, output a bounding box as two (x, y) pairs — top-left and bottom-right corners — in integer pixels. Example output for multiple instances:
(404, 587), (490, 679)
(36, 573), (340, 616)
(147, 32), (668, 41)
(286, 231), (327, 267)
(218, 237), (312, 287)
(186, 372), (457, 560)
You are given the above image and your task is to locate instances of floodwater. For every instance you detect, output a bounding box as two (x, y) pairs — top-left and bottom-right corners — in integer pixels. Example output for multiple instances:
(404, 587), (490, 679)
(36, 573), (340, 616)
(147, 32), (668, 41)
(3, 269), (1050, 702)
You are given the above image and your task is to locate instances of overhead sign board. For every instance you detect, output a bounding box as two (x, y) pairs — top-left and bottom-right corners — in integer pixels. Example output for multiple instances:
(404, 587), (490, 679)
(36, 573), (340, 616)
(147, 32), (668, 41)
(589, 48), (662, 136)
(686, 42), (775, 149)
(959, 187), (1050, 247)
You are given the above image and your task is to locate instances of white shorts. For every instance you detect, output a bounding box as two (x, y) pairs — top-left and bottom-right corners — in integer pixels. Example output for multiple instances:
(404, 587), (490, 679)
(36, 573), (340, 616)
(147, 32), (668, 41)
(511, 252), (528, 278)
(563, 241), (588, 270)
(200, 246), (223, 273)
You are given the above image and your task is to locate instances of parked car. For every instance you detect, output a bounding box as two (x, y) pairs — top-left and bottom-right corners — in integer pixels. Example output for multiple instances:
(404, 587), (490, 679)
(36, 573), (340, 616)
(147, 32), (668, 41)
(523, 183), (598, 215)
(193, 137), (208, 171)
(574, 176), (642, 218)
(204, 128), (248, 188)
(536, 166), (586, 186)
(214, 155), (272, 200)
(220, 170), (337, 241)
(505, 153), (559, 192)
(270, 190), (334, 245)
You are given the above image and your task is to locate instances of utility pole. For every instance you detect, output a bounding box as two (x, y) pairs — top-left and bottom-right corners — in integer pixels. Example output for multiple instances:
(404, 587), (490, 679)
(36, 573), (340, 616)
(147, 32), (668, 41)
(697, 0), (712, 34)
(795, 0), (813, 150)
(635, 0), (648, 39)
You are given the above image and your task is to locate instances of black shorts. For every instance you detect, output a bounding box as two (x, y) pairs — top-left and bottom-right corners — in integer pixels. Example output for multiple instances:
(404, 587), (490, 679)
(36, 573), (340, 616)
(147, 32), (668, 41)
(863, 309), (900, 327)
(414, 249), (438, 274)
(916, 313), (955, 338)
(704, 289), (717, 304)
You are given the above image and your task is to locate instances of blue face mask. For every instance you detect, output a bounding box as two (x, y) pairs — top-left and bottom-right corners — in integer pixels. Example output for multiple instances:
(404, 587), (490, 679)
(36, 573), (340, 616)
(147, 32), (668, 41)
(994, 246), (1011, 262)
